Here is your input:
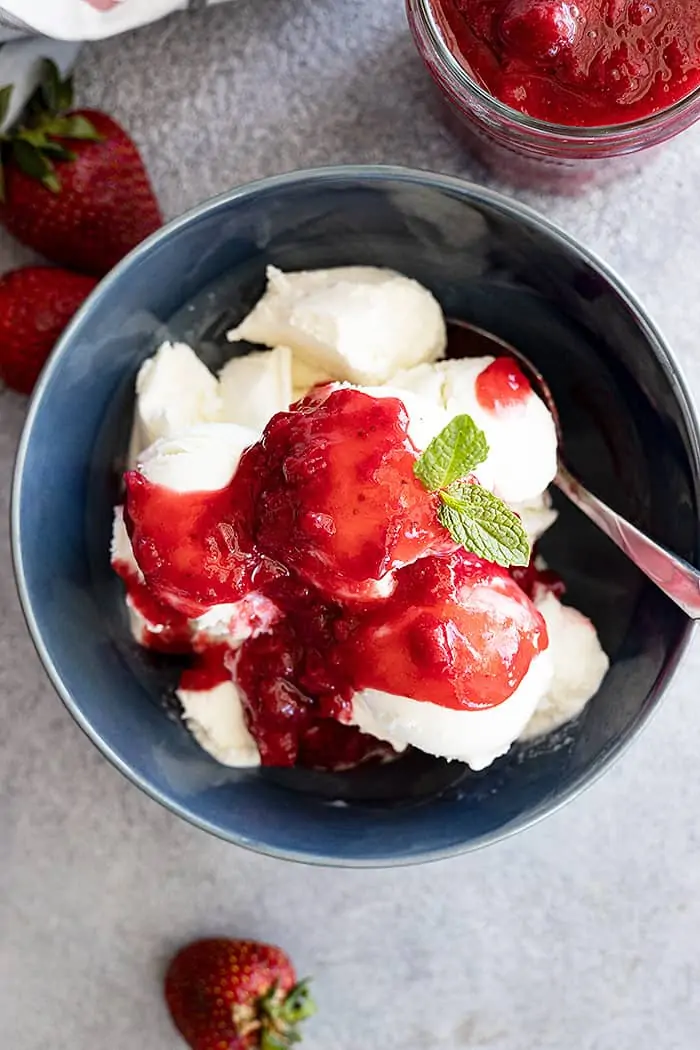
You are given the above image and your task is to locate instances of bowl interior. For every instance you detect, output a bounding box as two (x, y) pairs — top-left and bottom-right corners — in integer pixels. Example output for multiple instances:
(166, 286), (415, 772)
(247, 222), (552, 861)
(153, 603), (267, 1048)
(14, 170), (700, 864)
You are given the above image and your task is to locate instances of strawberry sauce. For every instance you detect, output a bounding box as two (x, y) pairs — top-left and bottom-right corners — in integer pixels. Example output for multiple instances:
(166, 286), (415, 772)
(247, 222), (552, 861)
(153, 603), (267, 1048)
(121, 385), (548, 769)
(232, 604), (393, 769)
(123, 459), (281, 619)
(180, 645), (235, 691)
(475, 357), (532, 411)
(511, 558), (566, 600)
(336, 551), (548, 710)
(430, 0), (700, 127)
(247, 386), (455, 599)
(112, 560), (193, 653)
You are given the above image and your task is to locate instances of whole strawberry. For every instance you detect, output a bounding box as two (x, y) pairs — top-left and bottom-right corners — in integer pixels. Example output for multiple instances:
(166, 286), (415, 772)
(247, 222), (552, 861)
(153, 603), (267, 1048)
(0, 59), (162, 276)
(0, 266), (97, 393)
(165, 939), (315, 1050)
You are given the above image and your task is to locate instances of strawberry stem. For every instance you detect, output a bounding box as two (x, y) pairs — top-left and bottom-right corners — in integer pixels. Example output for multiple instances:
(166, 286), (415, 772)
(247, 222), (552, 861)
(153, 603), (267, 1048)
(235, 980), (316, 1049)
(0, 58), (103, 198)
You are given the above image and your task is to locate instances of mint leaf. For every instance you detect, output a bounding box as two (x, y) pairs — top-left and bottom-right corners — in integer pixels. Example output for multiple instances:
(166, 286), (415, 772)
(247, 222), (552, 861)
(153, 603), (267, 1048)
(414, 414), (489, 491)
(438, 482), (530, 567)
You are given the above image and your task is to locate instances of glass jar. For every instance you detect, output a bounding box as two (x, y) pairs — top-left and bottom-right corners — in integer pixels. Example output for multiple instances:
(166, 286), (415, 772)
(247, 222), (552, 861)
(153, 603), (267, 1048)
(406, 0), (700, 193)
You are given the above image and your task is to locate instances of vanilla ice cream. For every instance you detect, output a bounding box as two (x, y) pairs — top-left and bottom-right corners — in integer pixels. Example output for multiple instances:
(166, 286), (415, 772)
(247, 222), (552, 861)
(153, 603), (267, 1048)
(388, 357), (558, 505)
(176, 680), (261, 767)
(351, 649), (553, 771)
(130, 342), (223, 459)
(218, 345), (293, 431)
(227, 265), (447, 385)
(119, 424), (265, 648)
(520, 591), (610, 741)
(350, 586), (609, 769)
(136, 423), (257, 493)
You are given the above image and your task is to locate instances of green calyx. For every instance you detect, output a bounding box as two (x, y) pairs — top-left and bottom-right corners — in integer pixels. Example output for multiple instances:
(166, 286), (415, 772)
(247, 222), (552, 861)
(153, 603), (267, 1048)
(0, 57), (102, 199)
(414, 414), (530, 568)
(232, 980), (316, 1048)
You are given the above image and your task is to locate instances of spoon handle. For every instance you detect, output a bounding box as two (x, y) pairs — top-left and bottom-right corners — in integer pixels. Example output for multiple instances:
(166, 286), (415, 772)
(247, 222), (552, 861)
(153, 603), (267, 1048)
(555, 462), (700, 620)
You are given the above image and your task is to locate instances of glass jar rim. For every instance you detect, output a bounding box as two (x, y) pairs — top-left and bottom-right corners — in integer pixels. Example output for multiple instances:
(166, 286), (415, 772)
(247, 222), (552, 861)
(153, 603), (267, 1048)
(411, 0), (700, 141)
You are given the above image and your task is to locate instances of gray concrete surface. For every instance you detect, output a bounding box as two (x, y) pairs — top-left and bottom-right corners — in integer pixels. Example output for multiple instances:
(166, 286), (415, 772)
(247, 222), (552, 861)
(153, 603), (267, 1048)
(2, 2), (700, 1047)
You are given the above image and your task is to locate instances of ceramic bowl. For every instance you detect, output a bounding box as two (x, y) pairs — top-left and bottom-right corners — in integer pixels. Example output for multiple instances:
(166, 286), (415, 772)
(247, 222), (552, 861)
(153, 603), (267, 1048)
(12, 167), (700, 865)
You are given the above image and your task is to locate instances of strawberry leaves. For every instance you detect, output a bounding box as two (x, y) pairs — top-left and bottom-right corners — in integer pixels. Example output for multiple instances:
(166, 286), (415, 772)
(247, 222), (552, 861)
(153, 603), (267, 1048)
(48, 114), (102, 140)
(0, 84), (13, 128)
(0, 58), (102, 199)
(10, 138), (60, 193)
(414, 415), (530, 568)
(257, 979), (316, 1049)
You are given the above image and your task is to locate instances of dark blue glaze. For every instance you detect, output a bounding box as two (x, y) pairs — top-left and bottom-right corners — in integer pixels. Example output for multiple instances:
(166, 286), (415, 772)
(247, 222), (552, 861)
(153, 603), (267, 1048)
(12, 168), (700, 866)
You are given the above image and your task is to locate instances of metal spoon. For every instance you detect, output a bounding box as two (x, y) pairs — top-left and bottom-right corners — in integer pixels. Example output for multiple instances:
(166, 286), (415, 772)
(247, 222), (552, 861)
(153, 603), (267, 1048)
(448, 319), (700, 620)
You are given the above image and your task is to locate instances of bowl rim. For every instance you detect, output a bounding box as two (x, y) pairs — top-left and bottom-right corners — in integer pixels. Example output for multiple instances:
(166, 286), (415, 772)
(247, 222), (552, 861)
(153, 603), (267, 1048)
(11, 164), (700, 867)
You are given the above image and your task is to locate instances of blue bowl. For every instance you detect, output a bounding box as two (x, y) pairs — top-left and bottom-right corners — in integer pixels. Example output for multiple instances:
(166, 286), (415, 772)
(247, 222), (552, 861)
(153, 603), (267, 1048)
(12, 167), (700, 866)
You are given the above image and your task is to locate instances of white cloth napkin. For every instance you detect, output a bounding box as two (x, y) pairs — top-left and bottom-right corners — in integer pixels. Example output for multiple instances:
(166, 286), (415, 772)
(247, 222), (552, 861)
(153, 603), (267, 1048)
(0, 2), (236, 123)
(0, 0), (231, 41)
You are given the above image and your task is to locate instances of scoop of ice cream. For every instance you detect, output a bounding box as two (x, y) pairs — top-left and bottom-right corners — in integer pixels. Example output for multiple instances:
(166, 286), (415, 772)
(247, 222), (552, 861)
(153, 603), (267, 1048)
(125, 424), (264, 617)
(339, 551), (549, 712)
(227, 265), (447, 385)
(112, 503), (278, 650)
(177, 678), (261, 767)
(510, 493), (558, 545)
(218, 346), (292, 431)
(387, 356), (558, 505)
(130, 342), (223, 458)
(136, 423), (257, 493)
(111, 506), (194, 651)
(351, 649), (552, 770)
(520, 590), (609, 741)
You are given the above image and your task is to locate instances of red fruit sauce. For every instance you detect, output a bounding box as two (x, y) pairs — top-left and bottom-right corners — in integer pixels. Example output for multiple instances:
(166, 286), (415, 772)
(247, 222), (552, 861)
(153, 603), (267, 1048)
(120, 385), (549, 769)
(232, 583), (394, 769)
(475, 356), (532, 411)
(511, 558), (565, 601)
(429, 0), (700, 126)
(179, 645), (234, 691)
(123, 459), (281, 619)
(233, 550), (547, 764)
(337, 551), (548, 710)
(112, 560), (192, 653)
(248, 386), (455, 599)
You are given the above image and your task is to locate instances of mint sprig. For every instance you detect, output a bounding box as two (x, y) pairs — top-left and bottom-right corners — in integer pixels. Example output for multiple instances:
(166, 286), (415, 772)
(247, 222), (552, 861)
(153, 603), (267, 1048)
(413, 413), (488, 490)
(414, 415), (530, 568)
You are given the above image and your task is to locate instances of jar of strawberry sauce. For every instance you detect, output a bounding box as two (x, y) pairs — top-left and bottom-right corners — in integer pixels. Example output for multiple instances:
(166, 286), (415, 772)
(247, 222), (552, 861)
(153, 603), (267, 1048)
(406, 0), (700, 191)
